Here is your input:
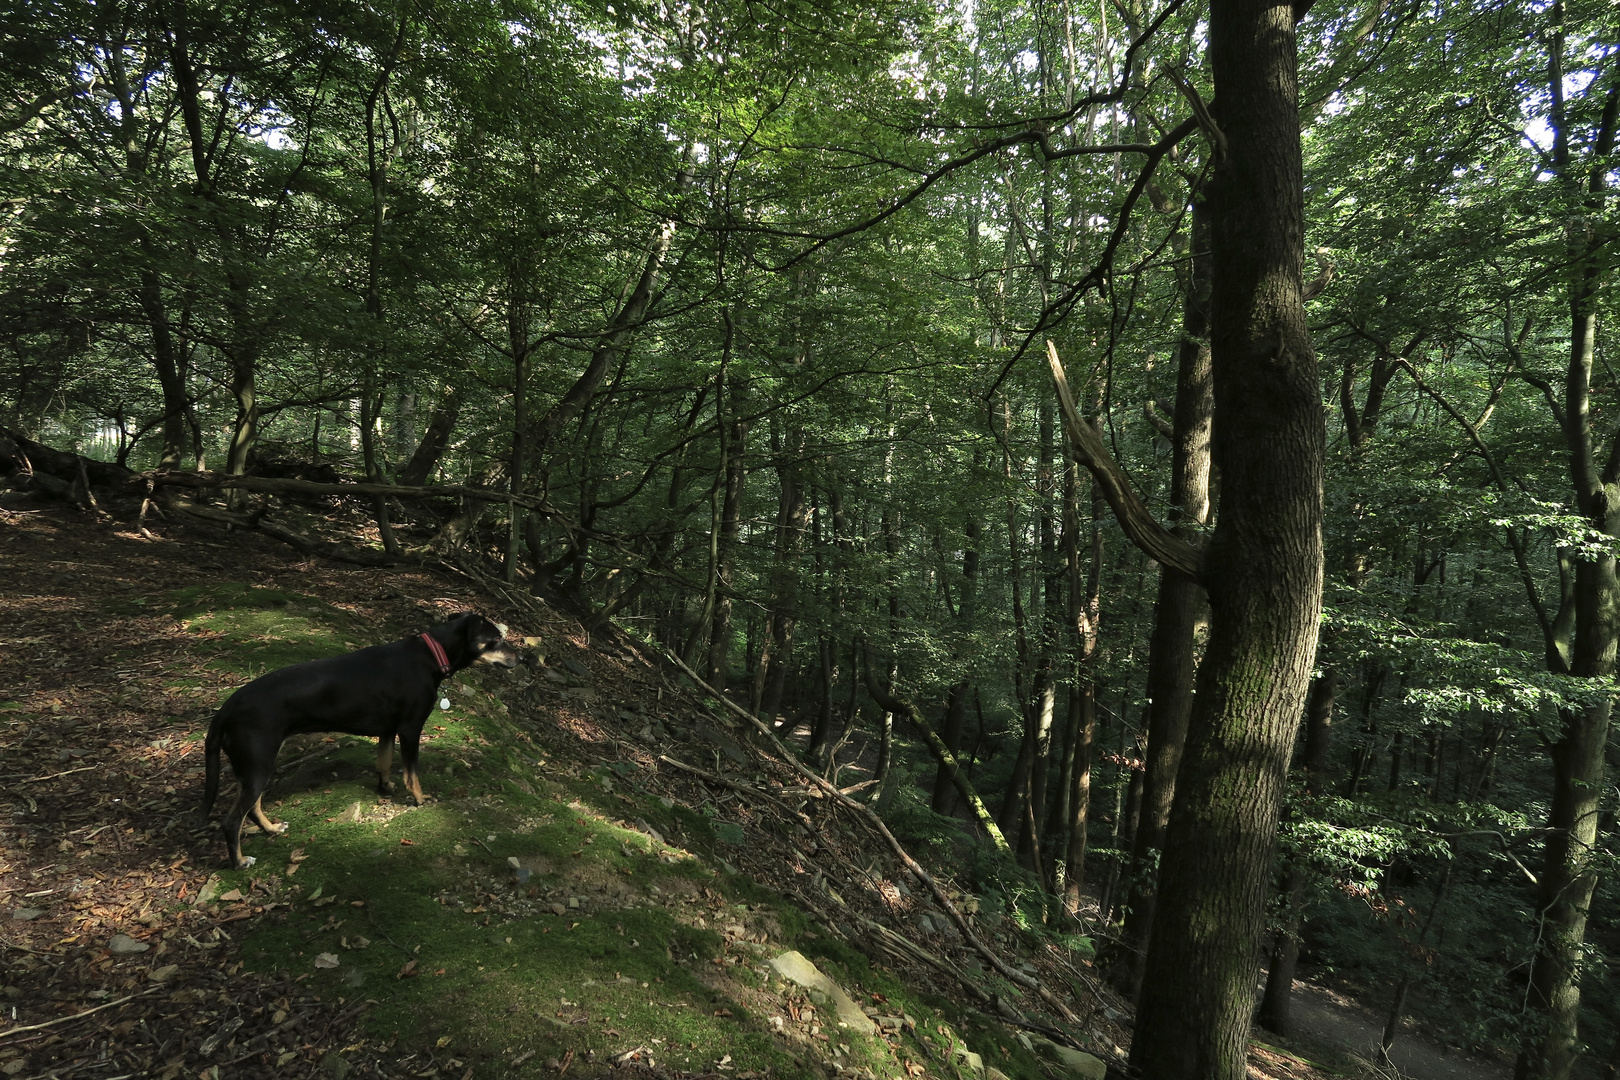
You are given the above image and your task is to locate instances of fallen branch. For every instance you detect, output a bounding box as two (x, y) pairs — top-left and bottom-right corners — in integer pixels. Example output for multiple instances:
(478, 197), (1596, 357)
(860, 673), (1010, 853)
(0, 990), (156, 1040)
(147, 469), (560, 516)
(856, 913), (994, 1004)
(159, 495), (397, 568)
(658, 645), (1080, 1025)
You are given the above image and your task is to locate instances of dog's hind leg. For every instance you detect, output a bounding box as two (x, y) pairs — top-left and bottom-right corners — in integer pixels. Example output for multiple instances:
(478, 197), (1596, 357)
(250, 795), (288, 836)
(222, 763), (275, 869)
(375, 735), (396, 795)
(399, 727), (427, 805)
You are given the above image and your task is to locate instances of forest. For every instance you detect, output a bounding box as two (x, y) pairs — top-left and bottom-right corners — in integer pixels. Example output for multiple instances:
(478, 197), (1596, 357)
(1, 0), (1617, 1078)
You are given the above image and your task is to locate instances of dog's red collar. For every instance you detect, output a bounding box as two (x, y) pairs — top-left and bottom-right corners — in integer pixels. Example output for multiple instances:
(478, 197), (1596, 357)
(420, 633), (451, 675)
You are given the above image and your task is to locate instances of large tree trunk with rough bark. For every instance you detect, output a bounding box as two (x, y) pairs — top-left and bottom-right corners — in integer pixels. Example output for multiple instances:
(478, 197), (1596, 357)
(1126, 0), (1325, 1074)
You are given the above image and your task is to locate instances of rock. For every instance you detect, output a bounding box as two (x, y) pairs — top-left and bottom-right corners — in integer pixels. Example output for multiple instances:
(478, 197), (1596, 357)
(506, 856), (522, 869)
(108, 934), (149, 954)
(335, 801), (363, 824)
(561, 657), (590, 679)
(695, 722), (748, 764)
(1028, 1037), (1107, 1080)
(985, 1070), (1011, 1080)
(195, 875), (223, 905)
(633, 818), (665, 845)
(956, 1049), (984, 1077)
(313, 953), (340, 969)
(148, 964), (180, 982)
(323, 1052), (352, 1080)
(766, 951), (876, 1035)
(550, 903), (568, 916)
(11, 908), (44, 921)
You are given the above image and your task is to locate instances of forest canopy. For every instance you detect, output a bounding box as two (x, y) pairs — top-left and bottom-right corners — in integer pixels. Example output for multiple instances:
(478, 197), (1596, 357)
(2, 0), (1617, 1077)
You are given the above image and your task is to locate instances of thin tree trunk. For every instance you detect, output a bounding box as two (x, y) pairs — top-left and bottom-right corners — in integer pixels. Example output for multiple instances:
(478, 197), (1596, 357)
(397, 383), (461, 486)
(1516, 16), (1619, 1077)
(1257, 668), (1336, 1036)
(1117, 194), (1214, 995)
(708, 374), (747, 691)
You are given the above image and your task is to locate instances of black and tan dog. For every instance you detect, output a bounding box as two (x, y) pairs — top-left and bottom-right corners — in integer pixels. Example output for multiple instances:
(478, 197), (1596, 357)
(202, 612), (520, 869)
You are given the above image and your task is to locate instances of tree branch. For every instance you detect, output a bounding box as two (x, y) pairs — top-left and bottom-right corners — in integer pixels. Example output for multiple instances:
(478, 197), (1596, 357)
(1047, 342), (1204, 582)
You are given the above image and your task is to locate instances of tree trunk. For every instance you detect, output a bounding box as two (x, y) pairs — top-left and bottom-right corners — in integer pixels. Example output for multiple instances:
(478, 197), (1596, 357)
(1117, 195), (1214, 995)
(397, 383), (462, 486)
(1129, 0), (1325, 1073)
(1515, 15), (1618, 1078)
(1257, 668), (1336, 1036)
(708, 375), (747, 691)
(752, 423), (809, 721)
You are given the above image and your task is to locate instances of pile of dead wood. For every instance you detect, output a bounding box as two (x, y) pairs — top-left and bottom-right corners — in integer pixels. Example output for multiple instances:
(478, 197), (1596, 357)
(0, 426), (544, 569)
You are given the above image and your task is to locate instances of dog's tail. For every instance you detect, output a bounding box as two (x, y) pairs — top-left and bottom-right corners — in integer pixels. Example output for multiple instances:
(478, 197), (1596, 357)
(202, 708), (226, 818)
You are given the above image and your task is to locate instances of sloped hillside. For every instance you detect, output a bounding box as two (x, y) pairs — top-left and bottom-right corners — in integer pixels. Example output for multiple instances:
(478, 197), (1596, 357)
(0, 499), (1345, 1080)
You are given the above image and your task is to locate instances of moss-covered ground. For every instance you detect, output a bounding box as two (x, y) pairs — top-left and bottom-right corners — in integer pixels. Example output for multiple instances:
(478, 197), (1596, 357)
(162, 580), (1046, 1080)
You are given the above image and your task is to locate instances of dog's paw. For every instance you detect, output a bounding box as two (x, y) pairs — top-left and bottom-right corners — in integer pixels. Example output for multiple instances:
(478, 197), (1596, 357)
(269, 822), (290, 835)
(378, 781), (395, 795)
(237, 855), (257, 869)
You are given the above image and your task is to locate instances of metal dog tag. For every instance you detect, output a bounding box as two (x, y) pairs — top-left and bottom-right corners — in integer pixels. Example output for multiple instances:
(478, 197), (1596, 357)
(439, 697), (451, 711)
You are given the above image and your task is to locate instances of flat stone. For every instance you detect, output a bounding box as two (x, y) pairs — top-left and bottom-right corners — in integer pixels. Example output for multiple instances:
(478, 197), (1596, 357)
(108, 934), (149, 954)
(194, 875), (223, 905)
(1029, 1038), (1106, 1080)
(767, 950), (875, 1034)
(12, 909), (44, 922)
(148, 964), (179, 982)
(561, 657), (590, 679)
(335, 802), (363, 824)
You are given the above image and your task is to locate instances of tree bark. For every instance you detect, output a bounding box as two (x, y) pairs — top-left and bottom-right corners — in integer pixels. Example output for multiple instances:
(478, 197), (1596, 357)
(1127, 0), (1326, 1073)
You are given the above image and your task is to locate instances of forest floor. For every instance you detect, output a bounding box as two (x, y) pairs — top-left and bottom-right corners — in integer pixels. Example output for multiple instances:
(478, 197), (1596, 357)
(0, 490), (1509, 1080)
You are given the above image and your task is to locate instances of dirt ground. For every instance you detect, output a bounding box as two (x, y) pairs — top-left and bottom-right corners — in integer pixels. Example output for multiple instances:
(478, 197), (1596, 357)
(1281, 978), (1511, 1080)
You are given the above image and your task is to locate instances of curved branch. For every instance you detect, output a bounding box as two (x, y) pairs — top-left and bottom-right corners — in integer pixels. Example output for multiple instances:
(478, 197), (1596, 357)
(1047, 342), (1204, 582)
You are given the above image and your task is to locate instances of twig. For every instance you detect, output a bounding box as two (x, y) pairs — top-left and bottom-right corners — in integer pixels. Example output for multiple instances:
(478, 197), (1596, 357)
(657, 755), (814, 829)
(0, 990), (156, 1039)
(364, 907), (418, 959)
(25, 765), (97, 783)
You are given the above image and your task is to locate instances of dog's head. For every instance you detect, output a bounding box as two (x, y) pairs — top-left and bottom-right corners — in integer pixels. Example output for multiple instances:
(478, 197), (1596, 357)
(443, 612), (521, 669)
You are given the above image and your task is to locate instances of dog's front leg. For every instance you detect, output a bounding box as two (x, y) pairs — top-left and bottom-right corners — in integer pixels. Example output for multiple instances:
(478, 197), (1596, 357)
(375, 735), (396, 795)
